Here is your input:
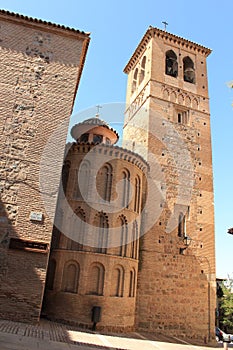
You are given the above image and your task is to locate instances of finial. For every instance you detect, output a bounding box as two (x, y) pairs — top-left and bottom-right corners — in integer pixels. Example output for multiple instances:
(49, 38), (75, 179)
(95, 105), (102, 118)
(162, 21), (168, 31)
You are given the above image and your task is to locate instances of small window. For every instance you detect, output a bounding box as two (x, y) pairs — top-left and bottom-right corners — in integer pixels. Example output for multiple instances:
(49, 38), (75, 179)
(139, 56), (146, 84)
(79, 133), (89, 142)
(177, 110), (189, 124)
(165, 50), (178, 78)
(105, 137), (111, 145)
(93, 134), (103, 143)
(131, 68), (138, 93)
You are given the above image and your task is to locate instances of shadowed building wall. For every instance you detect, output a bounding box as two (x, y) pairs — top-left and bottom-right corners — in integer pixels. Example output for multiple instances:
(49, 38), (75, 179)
(0, 10), (89, 322)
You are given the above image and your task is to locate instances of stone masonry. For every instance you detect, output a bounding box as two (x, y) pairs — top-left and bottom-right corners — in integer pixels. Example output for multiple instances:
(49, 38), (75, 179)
(123, 27), (216, 343)
(0, 10), (90, 322)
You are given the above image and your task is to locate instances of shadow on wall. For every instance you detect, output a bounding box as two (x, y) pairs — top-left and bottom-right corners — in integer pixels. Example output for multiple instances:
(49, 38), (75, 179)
(0, 196), (48, 323)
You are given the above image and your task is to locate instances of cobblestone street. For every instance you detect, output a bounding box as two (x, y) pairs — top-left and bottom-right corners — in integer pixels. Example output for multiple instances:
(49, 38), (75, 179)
(0, 318), (229, 350)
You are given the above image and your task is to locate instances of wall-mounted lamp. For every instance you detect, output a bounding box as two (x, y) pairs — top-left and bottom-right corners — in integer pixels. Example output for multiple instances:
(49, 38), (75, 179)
(179, 235), (192, 255)
(183, 235), (192, 247)
(227, 228), (233, 235)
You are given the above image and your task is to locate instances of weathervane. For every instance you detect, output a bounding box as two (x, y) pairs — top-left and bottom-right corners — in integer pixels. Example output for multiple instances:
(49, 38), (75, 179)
(162, 21), (168, 31)
(95, 105), (102, 118)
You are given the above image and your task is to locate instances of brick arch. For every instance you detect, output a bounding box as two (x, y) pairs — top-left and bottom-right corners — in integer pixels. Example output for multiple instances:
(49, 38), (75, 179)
(139, 55), (146, 84)
(66, 206), (86, 251)
(165, 50), (178, 77)
(192, 97), (199, 110)
(185, 95), (191, 107)
(163, 88), (169, 99)
(75, 159), (90, 199)
(62, 260), (80, 293)
(97, 162), (113, 202)
(178, 93), (184, 104)
(110, 264), (125, 297)
(129, 267), (136, 297)
(121, 168), (131, 209)
(116, 214), (128, 257)
(130, 220), (139, 259)
(131, 67), (138, 93)
(87, 262), (105, 296)
(170, 91), (177, 102)
(183, 56), (195, 84)
(92, 211), (109, 253)
(134, 174), (141, 213)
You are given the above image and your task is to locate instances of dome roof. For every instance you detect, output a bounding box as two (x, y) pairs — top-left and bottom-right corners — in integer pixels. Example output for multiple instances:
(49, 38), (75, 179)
(78, 117), (109, 127)
(70, 116), (119, 145)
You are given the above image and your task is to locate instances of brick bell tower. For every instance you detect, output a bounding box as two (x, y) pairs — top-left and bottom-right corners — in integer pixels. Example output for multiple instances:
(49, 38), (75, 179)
(123, 27), (216, 343)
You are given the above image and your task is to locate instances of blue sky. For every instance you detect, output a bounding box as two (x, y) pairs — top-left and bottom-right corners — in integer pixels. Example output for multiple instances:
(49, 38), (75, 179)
(2, 0), (233, 278)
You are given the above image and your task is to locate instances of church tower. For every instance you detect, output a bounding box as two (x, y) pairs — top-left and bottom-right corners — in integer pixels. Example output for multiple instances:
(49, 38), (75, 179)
(123, 27), (216, 343)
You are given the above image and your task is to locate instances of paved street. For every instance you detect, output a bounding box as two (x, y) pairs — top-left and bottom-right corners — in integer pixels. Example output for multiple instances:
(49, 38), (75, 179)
(0, 318), (231, 350)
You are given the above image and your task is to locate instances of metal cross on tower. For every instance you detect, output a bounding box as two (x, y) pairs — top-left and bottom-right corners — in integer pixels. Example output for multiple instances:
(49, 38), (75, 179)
(96, 105), (102, 118)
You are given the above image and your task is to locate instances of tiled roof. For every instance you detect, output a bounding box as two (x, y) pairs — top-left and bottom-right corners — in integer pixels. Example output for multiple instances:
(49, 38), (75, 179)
(80, 117), (109, 127)
(0, 9), (90, 37)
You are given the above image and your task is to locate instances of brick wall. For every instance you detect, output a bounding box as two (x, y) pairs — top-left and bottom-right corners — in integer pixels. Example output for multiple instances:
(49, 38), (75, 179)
(0, 11), (89, 322)
(123, 27), (216, 343)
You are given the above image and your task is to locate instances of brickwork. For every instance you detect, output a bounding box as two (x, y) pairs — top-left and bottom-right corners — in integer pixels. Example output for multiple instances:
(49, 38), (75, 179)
(123, 27), (216, 343)
(0, 11), (89, 322)
(0, 13), (216, 344)
(43, 119), (148, 331)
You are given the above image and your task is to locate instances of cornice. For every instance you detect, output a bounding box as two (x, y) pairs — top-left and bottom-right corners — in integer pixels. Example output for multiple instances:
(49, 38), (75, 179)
(124, 26), (212, 74)
(68, 142), (149, 172)
(0, 9), (90, 39)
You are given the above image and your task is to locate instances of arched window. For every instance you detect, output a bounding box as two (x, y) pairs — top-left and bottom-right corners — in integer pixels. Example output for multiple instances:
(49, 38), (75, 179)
(165, 50), (178, 78)
(46, 259), (56, 290)
(87, 263), (105, 295)
(130, 221), (139, 259)
(119, 215), (128, 257)
(178, 212), (186, 237)
(76, 161), (90, 199)
(79, 133), (89, 143)
(62, 261), (79, 293)
(139, 56), (146, 84)
(122, 169), (130, 209)
(98, 163), (112, 202)
(131, 68), (138, 93)
(62, 161), (70, 195)
(93, 212), (109, 254)
(129, 268), (136, 297)
(134, 175), (141, 213)
(110, 265), (124, 297)
(98, 213), (108, 254)
(183, 56), (195, 84)
(67, 207), (86, 251)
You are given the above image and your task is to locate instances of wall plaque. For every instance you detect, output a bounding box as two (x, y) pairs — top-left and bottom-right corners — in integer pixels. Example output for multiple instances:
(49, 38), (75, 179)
(29, 211), (43, 222)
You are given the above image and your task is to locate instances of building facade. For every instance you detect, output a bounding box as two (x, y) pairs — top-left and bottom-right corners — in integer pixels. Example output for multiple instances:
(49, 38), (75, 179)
(123, 27), (216, 342)
(0, 10), (90, 322)
(0, 12), (216, 344)
(42, 117), (148, 332)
